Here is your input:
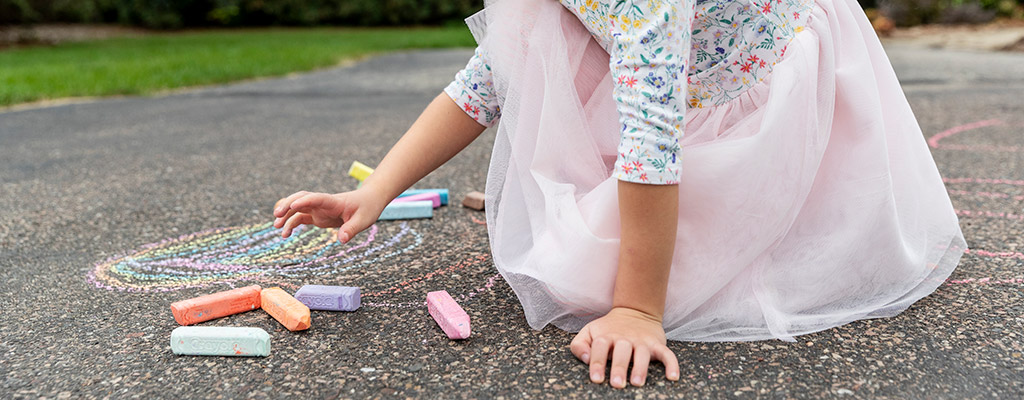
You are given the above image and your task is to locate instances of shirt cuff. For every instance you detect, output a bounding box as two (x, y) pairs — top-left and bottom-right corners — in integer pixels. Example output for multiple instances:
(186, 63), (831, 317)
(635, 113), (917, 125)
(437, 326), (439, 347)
(443, 82), (498, 128)
(611, 129), (681, 185)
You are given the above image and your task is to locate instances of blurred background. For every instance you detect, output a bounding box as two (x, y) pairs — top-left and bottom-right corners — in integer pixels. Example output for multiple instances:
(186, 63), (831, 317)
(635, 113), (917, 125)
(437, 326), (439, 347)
(1, 0), (1023, 108)
(0, 0), (484, 28)
(1, 0), (1021, 29)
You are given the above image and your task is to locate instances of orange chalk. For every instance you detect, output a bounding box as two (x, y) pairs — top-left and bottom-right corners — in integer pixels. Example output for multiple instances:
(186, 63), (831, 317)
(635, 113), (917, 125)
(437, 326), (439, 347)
(170, 285), (262, 326)
(260, 287), (311, 331)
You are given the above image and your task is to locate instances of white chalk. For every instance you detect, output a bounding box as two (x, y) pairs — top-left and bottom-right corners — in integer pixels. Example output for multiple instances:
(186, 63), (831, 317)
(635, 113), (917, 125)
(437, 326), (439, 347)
(170, 326), (270, 357)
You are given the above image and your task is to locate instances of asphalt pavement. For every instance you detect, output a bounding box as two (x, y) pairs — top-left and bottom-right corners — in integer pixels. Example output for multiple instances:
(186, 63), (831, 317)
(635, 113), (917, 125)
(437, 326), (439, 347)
(1, 41), (1022, 399)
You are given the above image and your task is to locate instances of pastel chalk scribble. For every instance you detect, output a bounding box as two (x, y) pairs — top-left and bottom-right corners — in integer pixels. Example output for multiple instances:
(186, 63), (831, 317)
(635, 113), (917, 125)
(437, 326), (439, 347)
(87, 216), (504, 307)
(929, 118), (1024, 288)
(87, 221), (423, 293)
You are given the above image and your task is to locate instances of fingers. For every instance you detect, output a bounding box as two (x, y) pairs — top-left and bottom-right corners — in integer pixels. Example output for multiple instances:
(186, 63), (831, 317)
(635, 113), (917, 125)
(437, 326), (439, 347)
(630, 346), (651, 387)
(588, 337), (611, 384)
(273, 191), (309, 218)
(569, 327), (593, 365)
(274, 208), (298, 229)
(653, 346), (681, 382)
(281, 212), (313, 238)
(608, 340), (632, 389)
(336, 210), (374, 244)
(290, 193), (340, 214)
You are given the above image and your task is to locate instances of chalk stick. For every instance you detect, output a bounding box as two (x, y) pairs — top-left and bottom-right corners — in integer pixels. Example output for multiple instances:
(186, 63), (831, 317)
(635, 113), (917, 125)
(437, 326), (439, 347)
(462, 191), (485, 211)
(426, 290), (471, 339)
(390, 192), (441, 208)
(348, 161), (374, 182)
(378, 200), (433, 220)
(171, 326), (270, 357)
(294, 285), (361, 311)
(170, 285), (262, 326)
(261, 287), (311, 331)
(398, 189), (449, 205)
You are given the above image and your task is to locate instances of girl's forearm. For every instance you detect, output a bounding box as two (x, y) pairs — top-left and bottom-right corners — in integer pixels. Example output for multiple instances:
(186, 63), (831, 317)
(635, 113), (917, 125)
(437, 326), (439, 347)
(361, 93), (487, 201)
(612, 180), (679, 320)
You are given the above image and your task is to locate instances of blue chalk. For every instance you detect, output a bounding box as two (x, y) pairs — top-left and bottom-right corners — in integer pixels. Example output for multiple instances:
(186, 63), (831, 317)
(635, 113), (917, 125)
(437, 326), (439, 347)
(398, 189), (449, 205)
(379, 200), (433, 220)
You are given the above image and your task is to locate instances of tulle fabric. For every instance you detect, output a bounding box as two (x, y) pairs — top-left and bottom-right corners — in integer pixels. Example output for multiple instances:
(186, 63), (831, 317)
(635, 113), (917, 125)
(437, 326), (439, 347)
(472, 0), (966, 341)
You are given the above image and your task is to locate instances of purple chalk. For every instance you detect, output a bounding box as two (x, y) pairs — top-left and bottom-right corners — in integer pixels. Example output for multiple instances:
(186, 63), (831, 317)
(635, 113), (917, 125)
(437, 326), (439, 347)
(390, 192), (441, 208)
(294, 285), (361, 311)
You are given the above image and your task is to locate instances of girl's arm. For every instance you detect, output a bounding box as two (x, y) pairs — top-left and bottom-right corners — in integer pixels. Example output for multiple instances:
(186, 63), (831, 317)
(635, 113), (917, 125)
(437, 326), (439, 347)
(570, 0), (693, 388)
(276, 48), (497, 241)
(361, 93), (487, 202)
(613, 181), (678, 319)
(273, 93), (486, 241)
(570, 182), (682, 388)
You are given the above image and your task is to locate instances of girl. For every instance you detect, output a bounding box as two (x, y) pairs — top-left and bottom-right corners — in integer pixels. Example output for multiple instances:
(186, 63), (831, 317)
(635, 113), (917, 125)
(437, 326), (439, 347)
(272, 0), (965, 389)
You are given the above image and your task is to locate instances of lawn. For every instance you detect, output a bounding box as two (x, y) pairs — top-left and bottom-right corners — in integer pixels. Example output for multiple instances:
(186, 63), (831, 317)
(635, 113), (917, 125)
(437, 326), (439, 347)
(0, 27), (475, 107)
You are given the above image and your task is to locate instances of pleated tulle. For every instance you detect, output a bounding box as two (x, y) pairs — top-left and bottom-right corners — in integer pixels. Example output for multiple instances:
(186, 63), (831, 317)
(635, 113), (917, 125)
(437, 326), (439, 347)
(471, 0), (966, 341)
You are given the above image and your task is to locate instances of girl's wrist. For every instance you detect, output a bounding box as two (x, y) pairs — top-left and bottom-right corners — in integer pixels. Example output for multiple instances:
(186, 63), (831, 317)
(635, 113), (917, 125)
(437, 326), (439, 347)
(608, 305), (664, 324)
(356, 179), (395, 204)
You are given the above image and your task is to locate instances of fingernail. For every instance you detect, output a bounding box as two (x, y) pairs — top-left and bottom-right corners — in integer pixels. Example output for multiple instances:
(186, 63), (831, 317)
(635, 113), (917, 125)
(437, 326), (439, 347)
(611, 376), (623, 387)
(581, 353), (589, 363)
(669, 372), (679, 380)
(339, 232), (350, 243)
(274, 206), (282, 214)
(632, 376), (643, 386)
(590, 373), (601, 382)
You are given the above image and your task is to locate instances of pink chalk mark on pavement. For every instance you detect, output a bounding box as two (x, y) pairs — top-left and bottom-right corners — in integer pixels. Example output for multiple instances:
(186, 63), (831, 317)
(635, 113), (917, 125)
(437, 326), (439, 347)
(946, 189), (1024, 201)
(945, 277), (1024, 286)
(955, 209), (1024, 221)
(931, 120), (1024, 287)
(965, 248), (1024, 260)
(945, 177), (1024, 187)
(928, 119), (1013, 151)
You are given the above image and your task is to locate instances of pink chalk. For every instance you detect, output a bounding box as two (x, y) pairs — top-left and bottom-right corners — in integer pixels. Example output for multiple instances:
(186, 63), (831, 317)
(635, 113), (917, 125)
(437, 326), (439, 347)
(391, 192), (441, 208)
(426, 290), (471, 339)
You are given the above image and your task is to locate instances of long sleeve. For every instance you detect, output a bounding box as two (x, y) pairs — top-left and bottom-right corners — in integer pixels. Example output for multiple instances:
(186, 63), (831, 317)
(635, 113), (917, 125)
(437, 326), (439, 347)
(443, 47), (501, 128)
(607, 0), (695, 185)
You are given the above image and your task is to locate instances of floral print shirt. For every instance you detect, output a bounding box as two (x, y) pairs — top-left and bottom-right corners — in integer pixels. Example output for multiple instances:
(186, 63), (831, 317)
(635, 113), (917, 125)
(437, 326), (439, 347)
(444, 0), (813, 184)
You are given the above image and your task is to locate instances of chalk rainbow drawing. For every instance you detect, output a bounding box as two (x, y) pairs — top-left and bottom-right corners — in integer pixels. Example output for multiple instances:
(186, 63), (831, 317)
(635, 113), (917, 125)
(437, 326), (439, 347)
(87, 218), (500, 306)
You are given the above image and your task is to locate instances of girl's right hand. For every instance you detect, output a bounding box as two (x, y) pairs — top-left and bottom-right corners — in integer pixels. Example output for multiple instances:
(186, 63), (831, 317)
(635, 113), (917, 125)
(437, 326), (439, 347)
(272, 187), (388, 243)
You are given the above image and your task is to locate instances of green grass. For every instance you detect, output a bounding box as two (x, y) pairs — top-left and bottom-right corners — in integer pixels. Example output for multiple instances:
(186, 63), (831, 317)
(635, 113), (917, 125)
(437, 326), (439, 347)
(0, 27), (476, 107)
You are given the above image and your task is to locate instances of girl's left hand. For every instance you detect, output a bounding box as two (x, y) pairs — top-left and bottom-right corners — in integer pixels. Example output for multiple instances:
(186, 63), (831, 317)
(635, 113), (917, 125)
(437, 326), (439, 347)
(569, 307), (680, 388)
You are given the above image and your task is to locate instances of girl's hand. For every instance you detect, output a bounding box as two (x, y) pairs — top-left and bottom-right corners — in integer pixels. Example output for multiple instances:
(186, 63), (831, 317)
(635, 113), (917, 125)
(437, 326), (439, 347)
(569, 307), (680, 388)
(272, 187), (388, 243)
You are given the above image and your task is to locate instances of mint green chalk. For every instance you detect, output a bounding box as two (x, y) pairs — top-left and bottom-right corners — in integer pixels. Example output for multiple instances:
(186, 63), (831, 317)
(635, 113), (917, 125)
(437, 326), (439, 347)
(170, 326), (270, 357)
(398, 189), (449, 205)
(379, 200), (433, 220)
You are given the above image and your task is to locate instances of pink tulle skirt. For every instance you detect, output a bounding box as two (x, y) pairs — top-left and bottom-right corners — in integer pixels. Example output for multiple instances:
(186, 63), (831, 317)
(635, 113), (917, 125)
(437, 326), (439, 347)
(471, 0), (966, 341)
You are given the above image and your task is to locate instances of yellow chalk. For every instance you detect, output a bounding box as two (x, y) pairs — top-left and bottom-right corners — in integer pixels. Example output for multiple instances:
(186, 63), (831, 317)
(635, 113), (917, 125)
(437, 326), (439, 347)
(348, 161), (374, 182)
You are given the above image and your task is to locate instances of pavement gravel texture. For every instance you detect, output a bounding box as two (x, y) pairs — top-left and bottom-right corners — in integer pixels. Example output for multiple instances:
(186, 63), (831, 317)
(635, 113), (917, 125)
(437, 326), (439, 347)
(1, 41), (1023, 399)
